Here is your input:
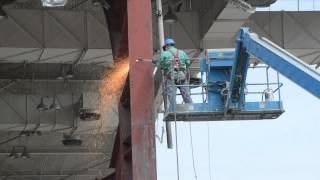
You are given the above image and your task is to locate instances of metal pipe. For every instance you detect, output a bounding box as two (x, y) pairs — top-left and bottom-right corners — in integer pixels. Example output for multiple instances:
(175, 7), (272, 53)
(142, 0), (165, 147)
(266, 66), (270, 89)
(165, 121), (173, 148)
(277, 72), (281, 108)
(137, 57), (204, 63)
(156, 0), (173, 149)
(247, 83), (281, 86)
(176, 92), (206, 96)
(156, 0), (165, 51)
(273, 83), (283, 93)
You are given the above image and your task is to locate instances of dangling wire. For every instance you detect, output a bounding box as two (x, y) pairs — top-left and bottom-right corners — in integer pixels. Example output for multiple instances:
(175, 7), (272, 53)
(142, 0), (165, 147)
(173, 105), (180, 180)
(189, 123), (198, 180)
(171, 59), (180, 180)
(174, 96), (180, 180)
(207, 122), (213, 180)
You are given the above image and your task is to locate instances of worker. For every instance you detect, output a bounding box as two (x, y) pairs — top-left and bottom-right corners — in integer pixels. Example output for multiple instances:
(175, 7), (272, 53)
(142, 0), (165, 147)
(160, 38), (193, 112)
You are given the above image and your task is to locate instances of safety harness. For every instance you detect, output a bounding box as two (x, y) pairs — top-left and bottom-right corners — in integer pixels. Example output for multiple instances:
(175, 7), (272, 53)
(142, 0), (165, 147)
(166, 49), (188, 84)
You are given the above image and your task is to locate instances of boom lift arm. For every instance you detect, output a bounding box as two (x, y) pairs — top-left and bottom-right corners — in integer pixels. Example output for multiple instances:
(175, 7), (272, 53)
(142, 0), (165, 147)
(227, 27), (320, 112)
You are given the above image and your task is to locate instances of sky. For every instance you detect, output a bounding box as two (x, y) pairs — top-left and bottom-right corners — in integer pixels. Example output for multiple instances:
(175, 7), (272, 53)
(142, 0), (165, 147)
(156, 1), (320, 180)
(258, 0), (320, 11)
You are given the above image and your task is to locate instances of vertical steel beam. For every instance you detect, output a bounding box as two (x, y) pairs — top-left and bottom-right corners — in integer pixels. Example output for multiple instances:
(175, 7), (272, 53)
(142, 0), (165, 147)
(107, 77), (132, 180)
(127, 0), (157, 179)
(117, 103), (132, 180)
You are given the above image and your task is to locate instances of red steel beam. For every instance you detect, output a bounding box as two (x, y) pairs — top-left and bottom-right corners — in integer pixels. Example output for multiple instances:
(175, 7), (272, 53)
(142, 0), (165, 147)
(111, 78), (132, 180)
(127, 0), (157, 179)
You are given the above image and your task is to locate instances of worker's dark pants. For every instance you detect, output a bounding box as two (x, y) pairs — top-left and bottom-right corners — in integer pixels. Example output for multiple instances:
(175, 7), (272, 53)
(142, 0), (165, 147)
(165, 79), (193, 112)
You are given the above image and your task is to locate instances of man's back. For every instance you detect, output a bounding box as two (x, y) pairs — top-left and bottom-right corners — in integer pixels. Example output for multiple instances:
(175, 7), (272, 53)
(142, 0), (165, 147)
(160, 46), (190, 74)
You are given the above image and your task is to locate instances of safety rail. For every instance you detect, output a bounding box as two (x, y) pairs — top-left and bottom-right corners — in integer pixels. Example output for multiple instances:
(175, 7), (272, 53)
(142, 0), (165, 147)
(162, 62), (284, 122)
(164, 66), (283, 110)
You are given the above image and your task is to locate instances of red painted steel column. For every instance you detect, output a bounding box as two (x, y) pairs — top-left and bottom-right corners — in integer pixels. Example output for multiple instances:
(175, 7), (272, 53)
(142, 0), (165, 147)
(127, 0), (157, 179)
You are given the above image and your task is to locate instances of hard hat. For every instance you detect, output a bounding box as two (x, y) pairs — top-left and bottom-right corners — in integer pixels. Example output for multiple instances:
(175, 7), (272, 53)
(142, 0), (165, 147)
(165, 38), (175, 46)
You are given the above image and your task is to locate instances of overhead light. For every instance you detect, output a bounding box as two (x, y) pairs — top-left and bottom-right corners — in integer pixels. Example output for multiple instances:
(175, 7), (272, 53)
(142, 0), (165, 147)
(66, 66), (74, 79)
(56, 64), (65, 80)
(92, 0), (101, 6)
(56, 75), (64, 80)
(36, 131), (42, 136)
(9, 147), (19, 159)
(62, 134), (82, 146)
(56, 73), (64, 80)
(244, 0), (277, 7)
(0, 8), (7, 20)
(92, 0), (111, 10)
(19, 131), (31, 137)
(49, 97), (61, 110)
(41, 0), (68, 7)
(66, 70), (74, 79)
(31, 130), (42, 136)
(229, 0), (255, 13)
(164, 6), (177, 23)
(37, 97), (48, 111)
(21, 147), (30, 159)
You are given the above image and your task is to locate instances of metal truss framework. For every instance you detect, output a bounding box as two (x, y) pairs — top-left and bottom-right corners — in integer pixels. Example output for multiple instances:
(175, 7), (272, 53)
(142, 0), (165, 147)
(247, 11), (320, 67)
(0, 8), (112, 65)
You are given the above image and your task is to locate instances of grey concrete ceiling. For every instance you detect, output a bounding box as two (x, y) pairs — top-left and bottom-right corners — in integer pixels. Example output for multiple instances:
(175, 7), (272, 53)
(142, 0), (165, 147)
(0, 1), (119, 179)
(247, 11), (320, 66)
(0, 7), (113, 66)
(202, 4), (320, 67)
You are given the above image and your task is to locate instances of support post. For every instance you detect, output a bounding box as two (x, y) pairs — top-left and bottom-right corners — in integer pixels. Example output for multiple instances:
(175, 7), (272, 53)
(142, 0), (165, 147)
(127, 0), (157, 180)
(156, 0), (173, 149)
(156, 0), (165, 49)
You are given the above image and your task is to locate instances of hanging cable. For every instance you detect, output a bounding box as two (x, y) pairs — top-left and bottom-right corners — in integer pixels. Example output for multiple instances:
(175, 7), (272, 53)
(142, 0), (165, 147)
(189, 123), (198, 180)
(207, 122), (213, 180)
(173, 103), (180, 180)
(170, 52), (180, 180)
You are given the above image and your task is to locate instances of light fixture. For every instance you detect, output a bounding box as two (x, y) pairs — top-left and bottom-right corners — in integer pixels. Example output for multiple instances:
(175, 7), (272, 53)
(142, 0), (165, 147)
(229, 0), (255, 13)
(49, 96), (61, 110)
(65, 66), (74, 79)
(9, 147), (19, 159)
(41, 0), (68, 7)
(21, 147), (30, 159)
(244, 0), (276, 7)
(92, 0), (111, 10)
(92, 0), (101, 6)
(0, 8), (7, 20)
(36, 131), (42, 136)
(56, 64), (65, 80)
(164, 6), (177, 23)
(37, 97), (48, 111)
(19, 131), (31, 137)
(56, 75), (64, 80)
(62, 134), (82, 146)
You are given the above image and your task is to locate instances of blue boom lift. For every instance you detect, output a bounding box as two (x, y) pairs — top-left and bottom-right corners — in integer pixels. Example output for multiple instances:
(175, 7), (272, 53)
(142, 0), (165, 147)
(164, 27), (320, 122)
